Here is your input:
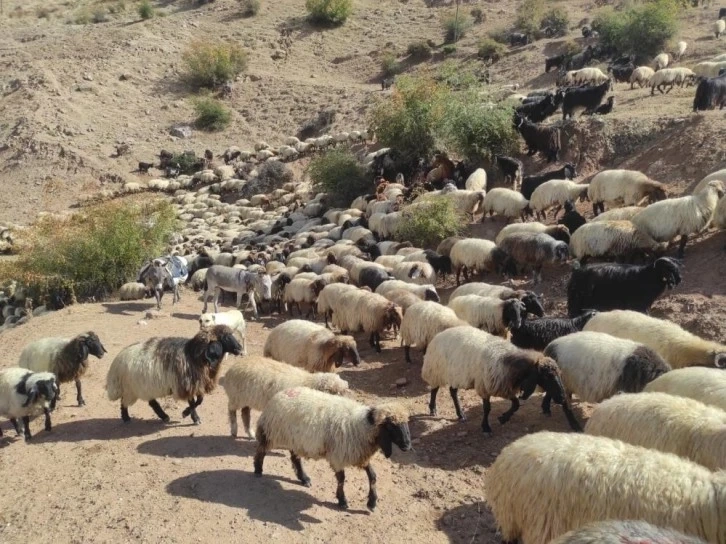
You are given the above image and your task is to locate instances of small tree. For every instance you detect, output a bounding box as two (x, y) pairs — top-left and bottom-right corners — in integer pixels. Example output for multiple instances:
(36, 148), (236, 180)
(239, 0), (260, 16)
(541, 7), (569, 37)
(395, 200), (465, 249)
(381, 52), (403, 77)
(442, 12), (473, 43)
(307, 149), (370, 207)
(305, 0), (352, 26)
(192, 96), (231, 131)
(182, 40), (248, 89)
(477, 38), (506, 63)
(138, 0), (154, 19)
(514, 0), (544, 37)
(407, 40), (432, 60)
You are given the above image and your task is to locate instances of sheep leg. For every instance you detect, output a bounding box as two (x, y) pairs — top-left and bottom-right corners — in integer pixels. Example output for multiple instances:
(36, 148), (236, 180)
(404, 345), (412, 364)
(449, 387), (466, 421)
(561, 401), (583, 432)
(121, 406), (131, 423)
(249, 292), (259, 320)
(229, 409), (238, 438)
(43, 407), (52, 432)
(541, 393), (552, 415)
(21, 416), (32, 441)
(677, 235), (688, 258)
(241, 407), (254, 438)
(481, 398), (492, 434)
(10, 417), (21, 435)
(498, 397), (520, 425)
(428, 387), (439, 416)
(184, 400), (202, 425)
(335, 470), (348, 509)
(148, 400), (171, 423)
(253, 429), (268, 476)
(290, 452), (311, 487)
(364, 464), (378, 511)
(213, 288), (221, 314)
(75, 378), (86, 406)
(455, 267), (462, 286)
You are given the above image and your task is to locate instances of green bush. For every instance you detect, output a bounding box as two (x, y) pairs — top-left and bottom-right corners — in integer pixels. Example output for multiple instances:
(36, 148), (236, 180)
(305, 0), (352, 26)
(477, 38), (506, 63)
(182, 40), (248, 89)
(514, 0), (544, 37)
(471, 8), (485, 24)
(541, 7), (569, 37)
(308, 149), (370, 207)
(593, 0), (679, 60)
(394, 200), (465, 249)
(192, 96), (231, 131)
(562, 39), (581, 58)
(170, 152), (201, 175)
(381, 52), (403, 77)
(488, 27), (511, 44)
(0, 201), (178, 301)
(407, 40), (432, 60)
(442, 44), (457, 55)
(436, 62), (480, 90)
(138, 0), (154, 19)
(442, 13), (472, 43)
(239, 0), (260, 16)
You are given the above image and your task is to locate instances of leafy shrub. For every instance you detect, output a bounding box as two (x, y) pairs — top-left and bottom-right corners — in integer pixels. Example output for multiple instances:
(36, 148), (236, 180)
(305, 0), (352, 26)
(256, 161), (294, 193)
(562, 39), (581, 58)
(436, 62), (480, 90)
(182, 40), (248, 89)
(471, 8), (485, 24)
(488, 27), (511, 44)
(477, 38), (506, 63)
(442, 13), (472, 43)
(593, 0), (679, 60)
(381, 52), (403, 77)
(407, 40), (432, 60)
(541, 7), (569, 37)
(192, 96), (231, 131)
(442, 44), (457, 55)
(307, 149), (370, 207)
(74, 9), (91, 24)
(514, 0), (544, 37)
(395, 200), (465, 249)
(138, 0), (154, 19)
(170, 151), (202, 175)
(239, 0), (260, 16)
(0, 201), (178, 302)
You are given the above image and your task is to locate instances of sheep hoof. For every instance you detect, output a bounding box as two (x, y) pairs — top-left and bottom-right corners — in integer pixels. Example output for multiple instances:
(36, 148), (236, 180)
(337, 500), (349, 510)
(77, 399), (86, 407)
(367, 500), (377, 511)
(162, 416), (171, 424)
(497, 415), (509, 425)
(301, 478), (312, 488)
(457, 415), (467, 422)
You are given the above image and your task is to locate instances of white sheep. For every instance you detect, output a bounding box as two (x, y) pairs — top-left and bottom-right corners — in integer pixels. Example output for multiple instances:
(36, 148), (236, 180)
(253, 386), (411, 511)
(631, 180), (724, 257)
(644, 367), (726, 412)
(375, 279), (440, 302)
(569, 220), (664, 261)
(119, 282), (146, 301)
(479, 188), (530, 222)
(391, 261), (436, 285)
(675, 40), (688, 60)
(448, 281), (545, 317)
(584, 309), (726, 369)
(422, 326), (578, 433)
(0, 368), (58, 441)
(331, 291), (402, 352)
(315, 283), (359, 327)
(220, 356), (349, 438)
(650, 67), (684, 94)
(449, 238), (508, 285)
(589, 206), (642, 222)
(263, 320), (360, 372)
(551, 520), (707, 544)
(529, 179), (589, 221)
(448, 295), (526, 336)
(400, 301), (467, 363)
(465, 168), (487, 191)
(693, 60), (726, 78)
(573, 67), (609, 85)
(715, 19), (725, 39)
(282, 276), (327, 318)
(486, 431), (726, 544)
(199, 309), (247, 356)
(692, 167), (726, 194)
(629, 66), (655, 88)
(585, 392), (726, 471)
(587, 170), (667, 215)
(653, 52), (670, 71)
(380, 288), (423, 314)
(495, 223), (569, 246)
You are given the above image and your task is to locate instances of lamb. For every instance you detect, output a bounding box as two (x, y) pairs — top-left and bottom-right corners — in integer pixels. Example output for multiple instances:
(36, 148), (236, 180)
(561, 79), (611, 120)
(449, 238), (510, 285)
(220, 357), (349, 438)
(585, 392), (726, 471)
(448, 295), (526, 336)
(0, 368), (58, 441)
(569, 220), (665, 262)
(118, 282), (146, 301)
(558, 200), (587, 233)
(19, 332), (107, 407)
(495, 223), (570, 245)
(584, 309), (726, 369)
(282, 276), (327, 318)
(513, 113), (561, 163)
(644, 367), (726, 412)
(422, 326), (578, 433)
(400, 301), (468, 364)
(479, 188), (531, 222)
(715, 18), (725, 39)
(587, 169), (667, 215)
(263, 320), (360, 372)
(486, 431), (726, 544)
(448, 282), (545, 317)
(199, 310), (247, 356)
(494, 155), (524, 190)
(464, 168), (487, 191)
(106, 325), (242, 424)
(509, 310), (598, 351)
(520, 163), (577, 201)
(375, 280), (439, 302)
(330, 292), (402, 352)
(550, 520), (707, 544)
(567, 257), (681, 317)
(529, 179), (589, 221)
(497, 232), (570, 283)
(629, 66), (655, 89)
(253, 386), (411, 511)
(631, 180), (724, 257)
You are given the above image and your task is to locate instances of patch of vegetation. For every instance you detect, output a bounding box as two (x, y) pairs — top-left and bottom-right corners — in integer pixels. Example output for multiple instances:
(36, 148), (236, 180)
(435, 62), (480, 90)
(488, 27), (511, 44)
(192, 96), (231, 131)
(0, 201), (178, 302)
(477, 38), (506, 63)
(74, 10), (91, 24)
(307, 149), (370, 207)
(442, 44), (457, 55)
(593, 0), (679, 60)
(541, 7), (569, 37)
(239, 0), (261, 16)
(138, 0), (154, 20)
(92, 8), (109, 23)
(381, 52), (403, 77)
(305, 0), (353, 26)
(395, 200), (465, 249)
(182, 40), (248, 89)
(36, 7), (52, 19)
(256, 161), (294, 192)
(442, 13), (472, 43)
(471, 8), (485, 24)
(108, 2), (127, 15)
(170, 152), (202, 175)
(514, 0), (544, 37)
(407, 40), (432, 60)
(562, 39), (581, 58)
(298, 109), (336, 139)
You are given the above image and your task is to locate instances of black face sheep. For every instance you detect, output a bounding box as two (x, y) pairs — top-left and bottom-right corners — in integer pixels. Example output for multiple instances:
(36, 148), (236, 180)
(0, 368), (58, 441)
(497, 232), (570, 284)
(253, 386), (411, 511)
(566, 257), (681, 317)
(494, 155), (524, 190)
(486, 431), (726, 544)
(421, 249), (452, 279)
(513, 113), (561, 163)
(18, 331), (106, 407)
(550, 520), (708, 544)
(448, 295), (526, 336)
(520, 162), (577, 201)
(606, 62), (635, 83)
(106, 325), (242, 424)
(422, 326), (579, 433)
(509, 310), (598, 351)
(449, 282), (545, 317)
(558, 200), (587, 233)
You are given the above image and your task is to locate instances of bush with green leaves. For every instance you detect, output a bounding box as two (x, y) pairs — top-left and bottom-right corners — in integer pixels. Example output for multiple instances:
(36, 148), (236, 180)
(477, 38), (506, 63)
(442, 44), (457, 55)
(394, 200), (465, 249)
(255, 161), (294, 194)
(170, 151), (202, 175)
(138, 0), (154, 19)
(514, 0), (544, 37)
(182, 40), (248, 89)
(471, 8), (485, 24)
(488, 27), (511, 44)
(407, 40), (432, 60)
(307, 149), (370, 207)
(0, 200), (178, 302)
(442, 13), (472, 43)
(381, 52), (403, 77)
(541, 7), (569, 37)
(305, 0), (352, 26)
(593, 0), (679, 60)
(192, 96), (231, 131)
(239, 0), (260, 16)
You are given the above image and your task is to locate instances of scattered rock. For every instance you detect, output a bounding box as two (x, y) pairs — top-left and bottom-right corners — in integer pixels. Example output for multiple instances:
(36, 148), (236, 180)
(145, 310), (168, 320)
(119, 73), (131, 81)
(395, 377), (408, 387)
(170, 125), (193, 139)
(248, 74), (262, 82)
(137, 320), (148, 326)
(83, 73), (93, 81)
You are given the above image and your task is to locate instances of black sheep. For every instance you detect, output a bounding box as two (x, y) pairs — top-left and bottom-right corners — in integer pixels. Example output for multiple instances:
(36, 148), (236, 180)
(585, 96), (615, 115)
(692, 74), (726, 111)
(138, 161), (154, 174)
(495, 155), (524, 188)
(566, 257), (682, 318)
(515, 93), (562, 123)
(422, 249), (452, 279)
(520, 163), (577, 200)
(566, 45), (594, 70)
(561, 79), (611, 120)
(510, 310), (598, 351)
(558, 200), (587, 233)
(510, 33), (529, 47)
(607, 63), (635, 83)
(359, 267), (393, 292)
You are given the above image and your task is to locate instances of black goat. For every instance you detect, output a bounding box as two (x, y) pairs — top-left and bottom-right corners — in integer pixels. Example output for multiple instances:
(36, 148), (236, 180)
(513, 113), (561, 163)
(515, 93), (562, 123)
(566, 257), (682, 317)
(693, 74), (726, 111)
(510, 310), (598, 351)
(607, 63), (635, 83)
(561, 79), (611, 120)
(159, 149), (174, 169)
(520, 163), (577, 200)
(381, 77), (394, 91)
(495, 155), (525, 189)
(510, 33), (529, 47)
(422, 249), (452, 279)
(558, 200), (586, 234)
(719, 7), (726, 18)
(581, 26), (592, 38)
(585, 95), (615, 115)
(138, 161), (154, 174)
(545, 54), (566, 73)
(566, 45), (594, 70)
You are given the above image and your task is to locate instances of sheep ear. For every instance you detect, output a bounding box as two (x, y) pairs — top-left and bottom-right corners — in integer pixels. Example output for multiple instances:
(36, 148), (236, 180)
(22, 385), (39, 408)
(78, 340), (89, 361)
(518, 368), (539, 400)
(377, 423), (394, 458)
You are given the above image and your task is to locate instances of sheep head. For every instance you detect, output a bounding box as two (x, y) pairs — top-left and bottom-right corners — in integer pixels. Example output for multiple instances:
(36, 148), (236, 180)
(22, 376), (58, 409)
(323, 334), (360, 368)
(534, 357), (568, 408)
(518, 291), (544, 317)
(653, 257), (682, 289)
(188, 325), (242, 371)
(76, 332), (107, 361)
(384, 303), (403, 330)
(502, 299), (527, 330)
(423, 288), (440, 302)
(368, 402), (412, 458)
(553, 242), (570, 263)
